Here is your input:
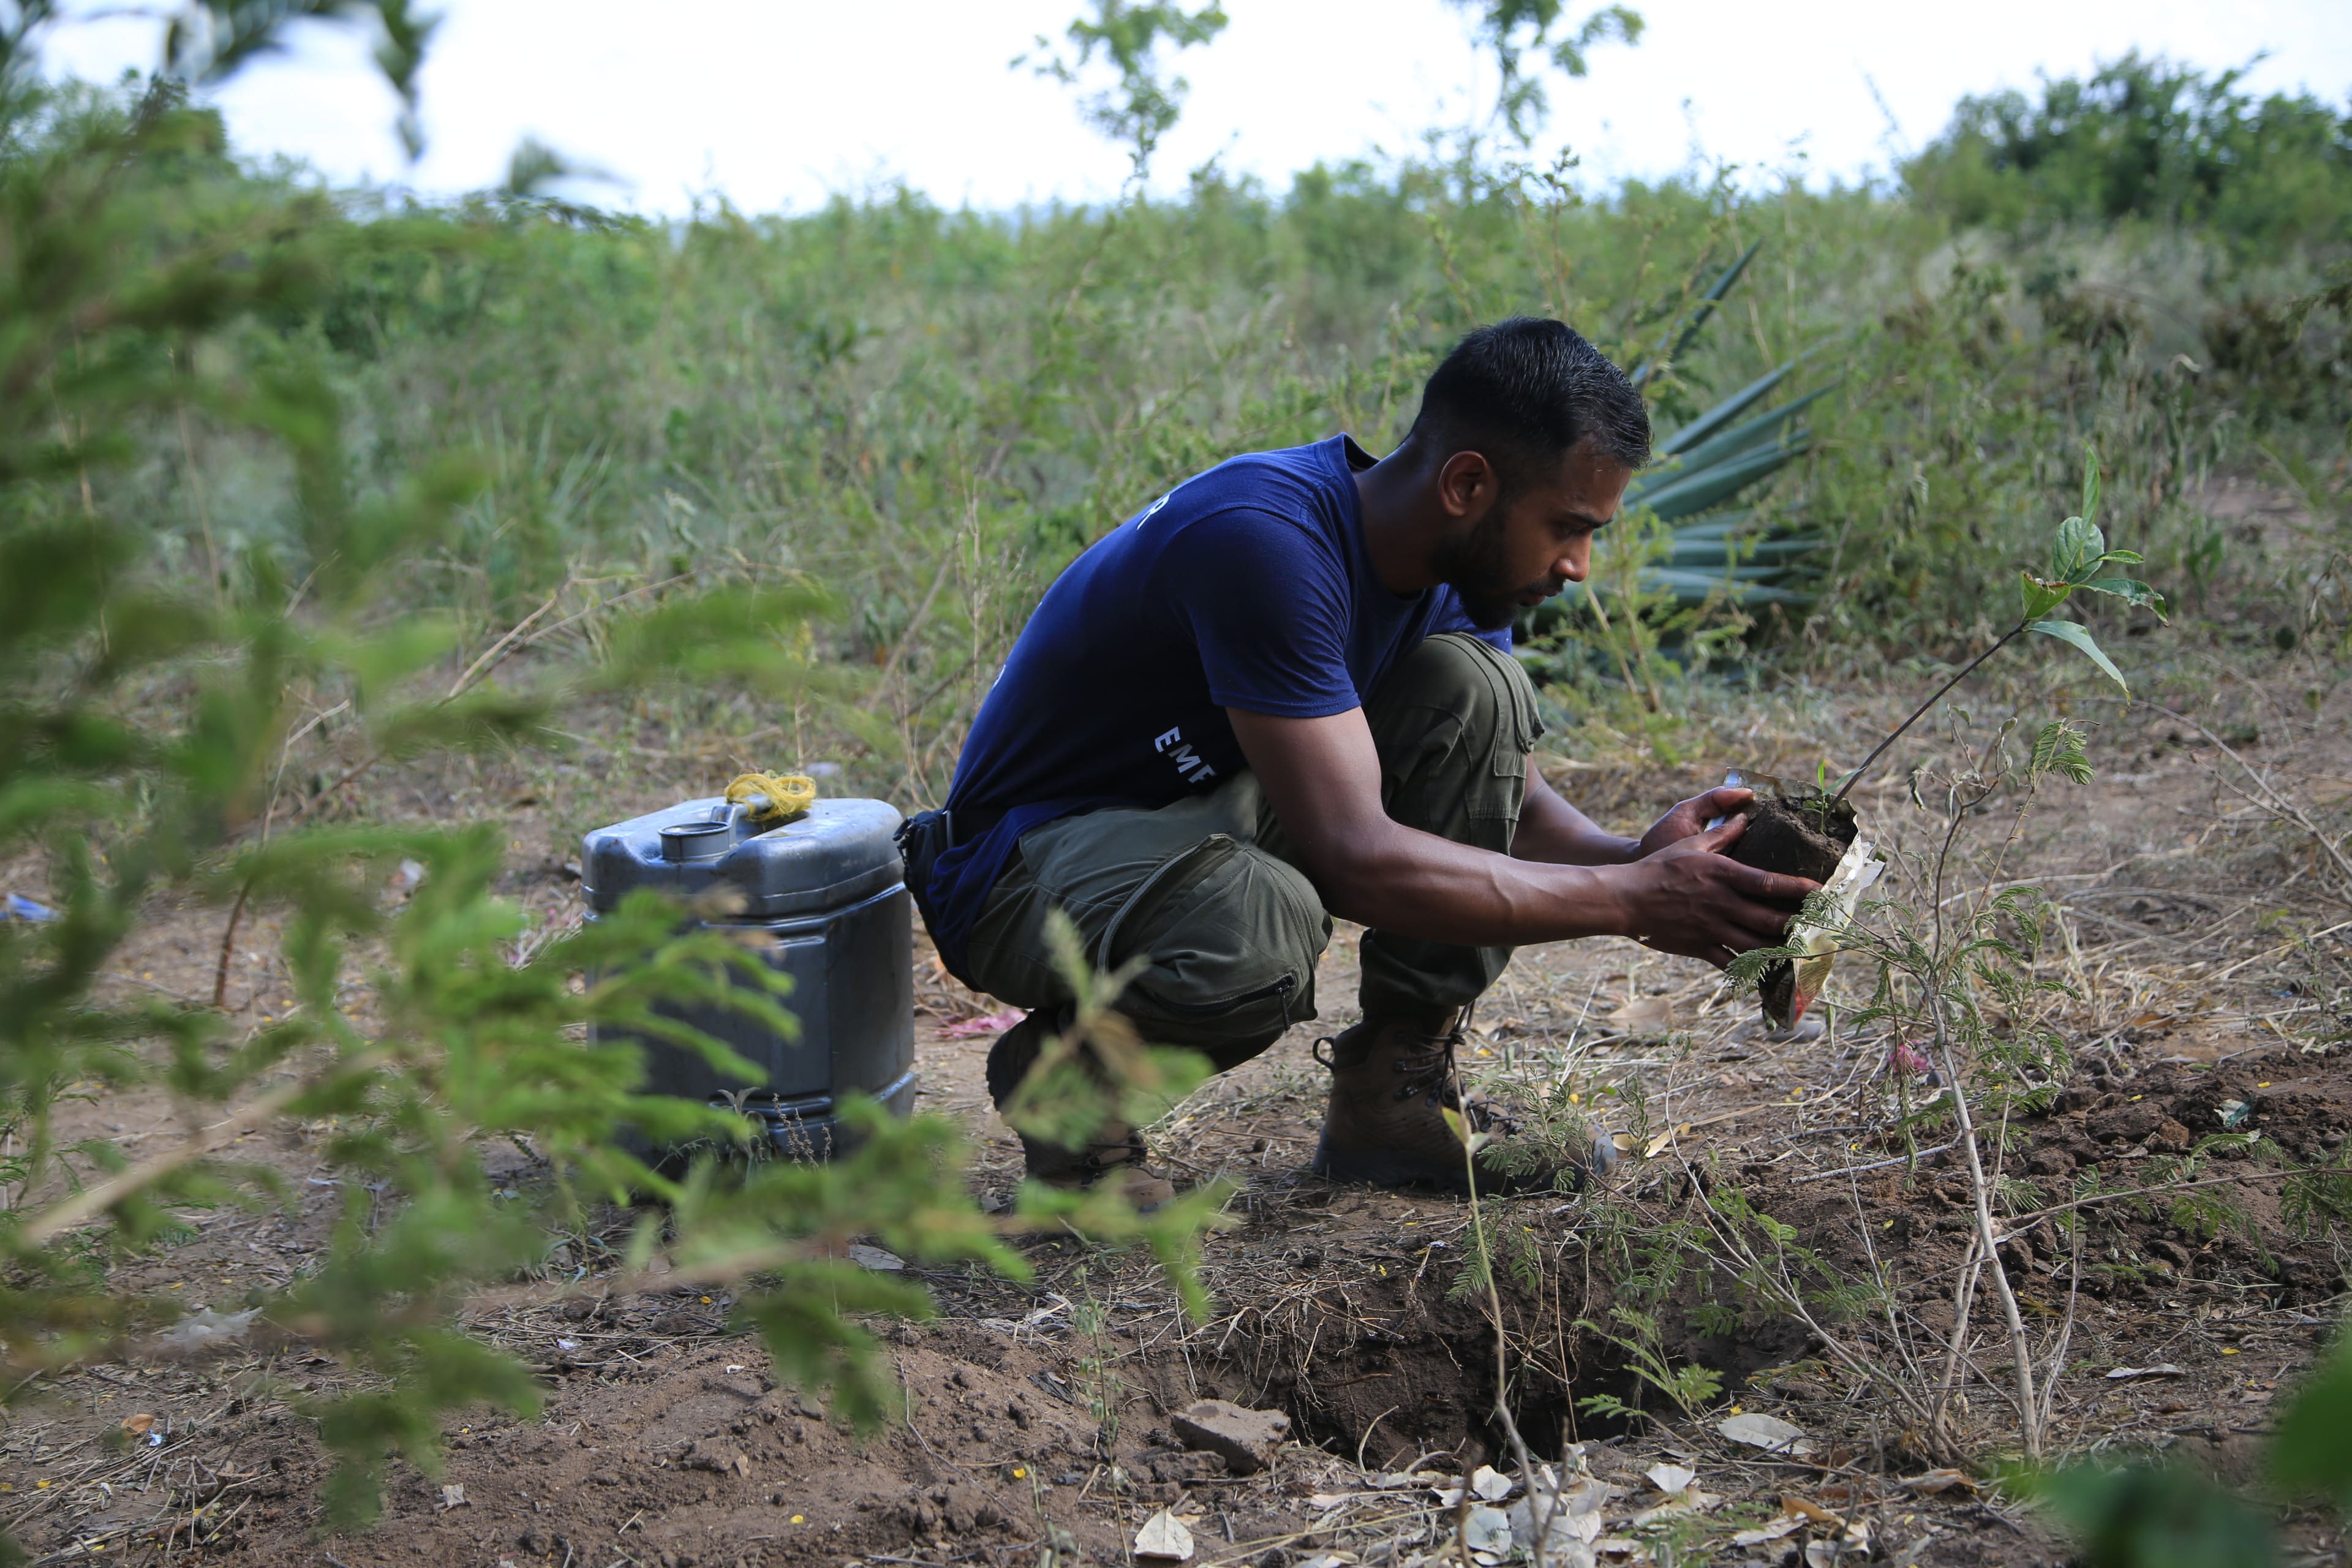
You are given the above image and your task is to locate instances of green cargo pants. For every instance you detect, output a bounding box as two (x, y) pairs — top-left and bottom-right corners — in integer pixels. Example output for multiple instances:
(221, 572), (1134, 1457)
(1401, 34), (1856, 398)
(962, 632), (1545, 1072)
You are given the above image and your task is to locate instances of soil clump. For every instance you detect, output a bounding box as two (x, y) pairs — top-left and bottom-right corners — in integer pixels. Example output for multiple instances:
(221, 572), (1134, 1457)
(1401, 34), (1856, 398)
(1728, 793), (1859, 885)
(1725, 793), (1860, 1017)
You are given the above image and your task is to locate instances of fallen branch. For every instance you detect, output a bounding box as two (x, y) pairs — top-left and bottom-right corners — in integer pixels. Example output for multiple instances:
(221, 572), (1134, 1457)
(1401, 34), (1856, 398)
(1793, 1142), (1958, 1183)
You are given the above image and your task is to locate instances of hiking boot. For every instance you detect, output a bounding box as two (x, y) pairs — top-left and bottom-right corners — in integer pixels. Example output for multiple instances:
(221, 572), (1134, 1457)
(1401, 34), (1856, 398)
(1310, 1009), (1617, 1196)
(984, 1008), (1177, 1210)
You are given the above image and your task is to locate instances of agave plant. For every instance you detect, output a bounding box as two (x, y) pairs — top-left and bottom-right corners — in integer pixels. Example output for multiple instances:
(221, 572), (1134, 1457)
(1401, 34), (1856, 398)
(1537, 243), (1830, 623)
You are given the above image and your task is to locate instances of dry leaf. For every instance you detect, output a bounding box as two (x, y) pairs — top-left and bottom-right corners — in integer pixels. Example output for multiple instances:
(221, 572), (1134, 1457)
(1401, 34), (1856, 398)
(1899, 1468), (1975, 1494)
(1782, 1494), (1844, 1527)
(1471, 1464), (1513, 1501)
(1646, 1463), (1695, 1495)
(1719, 1411), (1814, 1455)
(1733, 1516), (1806, 1548)
(1134, 1509), (1194, 1562)
(121, 1413), (155, 1436)
(2105, 1364), (2185, 1380)
(438, 1483), (469, 1510)
(1461, 1505), (1512, 1557)
(1606, 996), (1675, 1035)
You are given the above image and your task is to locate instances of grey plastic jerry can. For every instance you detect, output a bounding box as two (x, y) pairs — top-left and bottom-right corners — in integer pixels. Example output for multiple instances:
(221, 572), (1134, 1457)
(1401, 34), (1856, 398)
(580, 795), (916, 1158)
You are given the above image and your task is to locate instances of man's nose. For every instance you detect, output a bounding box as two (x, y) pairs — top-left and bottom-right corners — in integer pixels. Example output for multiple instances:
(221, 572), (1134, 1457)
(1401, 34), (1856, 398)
(1556, 536), (1593, 583)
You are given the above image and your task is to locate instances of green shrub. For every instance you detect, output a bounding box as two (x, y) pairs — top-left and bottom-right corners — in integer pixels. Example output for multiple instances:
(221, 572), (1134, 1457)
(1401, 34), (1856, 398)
(1907, 53), (2352, 250)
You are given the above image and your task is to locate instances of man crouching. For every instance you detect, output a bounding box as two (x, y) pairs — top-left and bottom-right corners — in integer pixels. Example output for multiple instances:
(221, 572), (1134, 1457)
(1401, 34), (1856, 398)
(900, 318), (1816, 1204)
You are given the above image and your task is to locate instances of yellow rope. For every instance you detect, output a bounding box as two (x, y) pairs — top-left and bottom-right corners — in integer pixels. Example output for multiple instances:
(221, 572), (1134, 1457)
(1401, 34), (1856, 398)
(725, 771), (817, 825)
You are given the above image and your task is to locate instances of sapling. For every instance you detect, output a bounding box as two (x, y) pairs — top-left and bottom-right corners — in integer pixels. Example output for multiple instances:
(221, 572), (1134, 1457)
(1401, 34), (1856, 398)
(1727, 449), (2167, 887)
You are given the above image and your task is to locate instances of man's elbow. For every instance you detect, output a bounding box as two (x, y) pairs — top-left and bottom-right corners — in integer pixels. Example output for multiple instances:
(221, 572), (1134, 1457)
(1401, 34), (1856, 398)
(1292, 831), (1414, 927)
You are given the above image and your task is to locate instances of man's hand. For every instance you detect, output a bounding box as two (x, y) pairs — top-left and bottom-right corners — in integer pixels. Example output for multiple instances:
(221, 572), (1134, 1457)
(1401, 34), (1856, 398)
(1619, 812), (1820, 968)
(1227, 706), (1817, 960)
(1634, 785), (1755, 859)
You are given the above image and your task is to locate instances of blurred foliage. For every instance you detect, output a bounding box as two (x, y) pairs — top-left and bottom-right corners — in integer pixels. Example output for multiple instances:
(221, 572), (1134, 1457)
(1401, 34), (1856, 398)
(2035, 1331), (2352, 1566)
(0, 8), (1212, 1548)
(1447, 0), (1646, 144)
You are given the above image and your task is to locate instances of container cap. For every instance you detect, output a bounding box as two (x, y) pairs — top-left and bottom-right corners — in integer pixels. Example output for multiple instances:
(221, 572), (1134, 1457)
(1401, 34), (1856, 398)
(582, 796), (903, 918)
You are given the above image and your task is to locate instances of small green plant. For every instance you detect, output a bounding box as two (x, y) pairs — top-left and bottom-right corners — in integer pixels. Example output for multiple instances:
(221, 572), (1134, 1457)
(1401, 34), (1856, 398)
(1448, 1210), (1544, 1304)
(1828, 449), (2166, 805)
(1572, 1305), (1724, 1423)
(2282, 1137), (2352, 1240)
(1069, 1268), (1127, 1456)
(1724, 710), (2105, 1463)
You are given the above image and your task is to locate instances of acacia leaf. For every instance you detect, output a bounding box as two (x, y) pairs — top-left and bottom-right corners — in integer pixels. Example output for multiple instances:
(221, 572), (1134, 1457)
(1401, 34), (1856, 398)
(2029, 720), (2095, 785)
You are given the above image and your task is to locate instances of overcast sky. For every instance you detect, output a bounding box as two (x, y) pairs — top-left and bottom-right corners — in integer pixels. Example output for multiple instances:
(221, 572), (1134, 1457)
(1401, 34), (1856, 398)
(40, 1), (2352, 216)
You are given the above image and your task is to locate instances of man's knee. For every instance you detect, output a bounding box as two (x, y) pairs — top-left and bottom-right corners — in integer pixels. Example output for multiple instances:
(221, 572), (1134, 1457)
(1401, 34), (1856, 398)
(1107, 840), (1330, 1053)
(1366, 633), (1544, 835)
(1379, 631), (1539, 744)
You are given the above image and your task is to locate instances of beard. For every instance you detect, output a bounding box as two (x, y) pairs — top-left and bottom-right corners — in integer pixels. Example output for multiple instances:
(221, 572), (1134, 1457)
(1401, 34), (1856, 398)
(1435, 505), (1554, 631)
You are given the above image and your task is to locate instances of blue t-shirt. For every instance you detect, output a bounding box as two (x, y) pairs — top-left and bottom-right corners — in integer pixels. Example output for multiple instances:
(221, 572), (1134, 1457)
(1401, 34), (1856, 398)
(924, 434), (1506, 978)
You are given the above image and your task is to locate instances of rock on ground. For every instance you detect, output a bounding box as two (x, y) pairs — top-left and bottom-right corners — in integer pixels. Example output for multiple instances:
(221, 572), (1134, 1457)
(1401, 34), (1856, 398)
(1172, 1398), (1291, 1476)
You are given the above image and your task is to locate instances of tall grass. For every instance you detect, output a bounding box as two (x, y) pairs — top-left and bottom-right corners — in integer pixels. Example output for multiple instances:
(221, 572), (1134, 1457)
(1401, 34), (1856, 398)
(62, 69), (2352, 800)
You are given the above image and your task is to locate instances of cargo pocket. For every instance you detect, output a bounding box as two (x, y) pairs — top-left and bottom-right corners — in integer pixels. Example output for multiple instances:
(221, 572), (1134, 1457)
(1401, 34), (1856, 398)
(1098, 834), (1329, 1049)
(1450, 634), (1545, 823)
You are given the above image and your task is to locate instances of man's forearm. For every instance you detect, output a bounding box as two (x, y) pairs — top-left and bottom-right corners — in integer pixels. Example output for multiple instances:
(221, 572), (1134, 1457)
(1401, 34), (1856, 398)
(1317, 820), (1640, 946)
(1512, 769), (1638, 865)
(1229, 706), (1813, 964)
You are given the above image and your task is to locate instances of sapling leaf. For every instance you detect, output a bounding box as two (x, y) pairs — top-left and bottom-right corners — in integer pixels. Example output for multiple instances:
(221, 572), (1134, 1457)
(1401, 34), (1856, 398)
(1440, 1105), (1491, 1155)
(2082, 576), (2169, 619)
(2051, 514), (2107, 583)
(2029, 619), (2128, 693)
(2020, 571), (2068, 620)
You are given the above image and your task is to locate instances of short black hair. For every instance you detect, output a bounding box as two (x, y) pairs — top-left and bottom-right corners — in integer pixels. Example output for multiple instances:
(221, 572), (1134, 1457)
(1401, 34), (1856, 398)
(1408, 318), (1651, 487)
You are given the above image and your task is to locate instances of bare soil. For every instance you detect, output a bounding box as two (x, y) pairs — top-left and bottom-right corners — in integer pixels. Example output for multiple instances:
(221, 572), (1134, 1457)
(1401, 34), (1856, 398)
(7, 676), (2351, 1568)
(1728, 795), (1859, 886)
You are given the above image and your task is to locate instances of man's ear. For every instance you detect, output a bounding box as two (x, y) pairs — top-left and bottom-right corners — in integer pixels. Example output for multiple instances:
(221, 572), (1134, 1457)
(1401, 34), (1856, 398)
(1436, 450), (1499, 520)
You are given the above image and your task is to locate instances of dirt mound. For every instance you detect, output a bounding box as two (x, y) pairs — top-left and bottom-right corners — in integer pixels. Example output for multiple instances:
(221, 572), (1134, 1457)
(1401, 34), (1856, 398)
(1161, 1043), (2349, 1480)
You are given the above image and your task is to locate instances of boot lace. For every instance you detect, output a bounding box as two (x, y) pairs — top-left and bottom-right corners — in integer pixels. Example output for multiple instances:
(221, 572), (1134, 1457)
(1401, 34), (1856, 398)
(1393, 1018), (1526, 1137)
(1390, 1024), (1463, 1104)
